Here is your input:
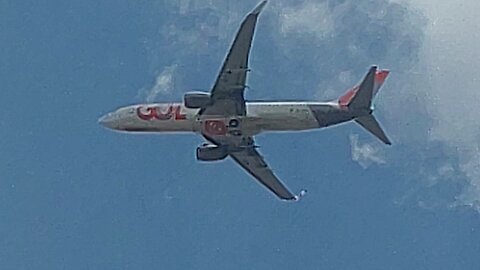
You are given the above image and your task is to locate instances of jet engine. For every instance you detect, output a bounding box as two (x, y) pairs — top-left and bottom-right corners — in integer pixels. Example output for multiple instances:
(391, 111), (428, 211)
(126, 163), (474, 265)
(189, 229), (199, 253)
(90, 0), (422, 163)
(184, 91), (211, 109)
(196, 144), (228, 161)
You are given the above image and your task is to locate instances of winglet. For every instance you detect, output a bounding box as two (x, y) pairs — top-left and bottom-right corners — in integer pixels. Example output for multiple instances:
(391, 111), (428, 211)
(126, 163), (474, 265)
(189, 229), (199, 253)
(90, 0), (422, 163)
(251, 1), (267, 15)
(293, 189), (307, 201)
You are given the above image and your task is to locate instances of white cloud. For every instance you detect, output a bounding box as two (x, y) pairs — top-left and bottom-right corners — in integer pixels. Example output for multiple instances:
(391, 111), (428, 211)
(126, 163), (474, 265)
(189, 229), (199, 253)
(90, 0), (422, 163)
(456, 150), (480, 211)
(278, 1), (334, 40)
(408, 0), (480, 211)
(140, 64), (177, 103)
(350, 134), (386, 169)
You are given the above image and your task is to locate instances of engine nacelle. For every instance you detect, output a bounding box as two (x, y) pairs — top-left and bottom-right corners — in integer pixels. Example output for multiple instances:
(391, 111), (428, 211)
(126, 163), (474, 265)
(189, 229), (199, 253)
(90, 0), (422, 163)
(184, 91), (211, 109)
(196, 144), (228, 161)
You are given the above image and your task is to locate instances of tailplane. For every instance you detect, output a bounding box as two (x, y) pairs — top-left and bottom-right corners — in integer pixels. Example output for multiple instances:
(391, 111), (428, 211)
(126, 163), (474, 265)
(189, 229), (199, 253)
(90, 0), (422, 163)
(355, 115), (391, 145)
(338, 66), (392, 145)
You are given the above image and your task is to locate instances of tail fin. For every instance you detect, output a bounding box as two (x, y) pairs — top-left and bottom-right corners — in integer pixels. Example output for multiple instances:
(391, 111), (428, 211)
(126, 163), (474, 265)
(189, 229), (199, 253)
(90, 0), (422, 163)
(338, 66), (390, 110)
(338, 66), (392, 145)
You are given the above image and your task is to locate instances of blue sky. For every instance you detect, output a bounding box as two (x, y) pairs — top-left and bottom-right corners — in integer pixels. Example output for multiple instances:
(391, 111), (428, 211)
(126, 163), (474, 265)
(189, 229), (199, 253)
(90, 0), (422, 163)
(1, 0), (480, 269)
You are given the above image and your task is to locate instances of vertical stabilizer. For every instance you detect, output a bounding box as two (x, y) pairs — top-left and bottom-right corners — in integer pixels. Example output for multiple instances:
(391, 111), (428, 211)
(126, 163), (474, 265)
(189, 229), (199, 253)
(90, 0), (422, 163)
(338, 66), (392, 145)
(347, 66), (376, 112)
(338, 66), (390, 109)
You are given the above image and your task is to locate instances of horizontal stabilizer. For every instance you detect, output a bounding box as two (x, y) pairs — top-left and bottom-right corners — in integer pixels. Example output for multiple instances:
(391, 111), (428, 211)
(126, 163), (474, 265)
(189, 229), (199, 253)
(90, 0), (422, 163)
(355, 115), (391, 145)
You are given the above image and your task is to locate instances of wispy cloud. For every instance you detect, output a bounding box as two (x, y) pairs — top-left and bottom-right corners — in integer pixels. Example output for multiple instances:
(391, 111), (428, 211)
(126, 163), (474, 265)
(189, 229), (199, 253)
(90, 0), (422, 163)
(350, 134), (386, 169)
(278, 1), (334, 40)
(407, 0), (480, 211)
(138, 64), (177, 103)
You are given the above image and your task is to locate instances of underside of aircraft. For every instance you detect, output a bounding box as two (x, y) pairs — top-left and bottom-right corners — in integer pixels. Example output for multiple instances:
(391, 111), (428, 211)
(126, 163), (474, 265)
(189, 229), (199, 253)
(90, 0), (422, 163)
(99, 1), (391, 201)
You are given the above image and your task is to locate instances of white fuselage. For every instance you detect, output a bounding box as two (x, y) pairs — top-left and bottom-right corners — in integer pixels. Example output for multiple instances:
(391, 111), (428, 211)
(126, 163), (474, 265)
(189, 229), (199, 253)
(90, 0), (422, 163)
(99, 101), (354, 137)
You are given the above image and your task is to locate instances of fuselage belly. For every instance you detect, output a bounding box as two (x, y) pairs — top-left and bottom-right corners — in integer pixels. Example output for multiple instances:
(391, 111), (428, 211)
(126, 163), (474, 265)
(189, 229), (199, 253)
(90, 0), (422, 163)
(97, 0), (391, 201)
(99, 101), (353, 137)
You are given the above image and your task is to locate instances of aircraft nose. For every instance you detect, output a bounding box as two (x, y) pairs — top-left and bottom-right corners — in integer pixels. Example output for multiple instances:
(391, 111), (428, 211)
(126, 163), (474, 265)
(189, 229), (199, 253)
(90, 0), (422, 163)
(98, 113), (118, 130)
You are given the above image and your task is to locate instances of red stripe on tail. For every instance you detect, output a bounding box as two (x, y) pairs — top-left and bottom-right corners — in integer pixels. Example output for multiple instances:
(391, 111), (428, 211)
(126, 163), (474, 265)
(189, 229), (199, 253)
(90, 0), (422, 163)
(338, 69), (389, 107)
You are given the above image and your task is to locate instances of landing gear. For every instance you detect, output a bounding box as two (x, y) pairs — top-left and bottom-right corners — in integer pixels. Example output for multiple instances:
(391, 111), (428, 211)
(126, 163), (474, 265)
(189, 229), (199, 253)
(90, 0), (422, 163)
(228, 119), (240, 128)
(230, 130), (242, 136)
(228, 118), (241, 136)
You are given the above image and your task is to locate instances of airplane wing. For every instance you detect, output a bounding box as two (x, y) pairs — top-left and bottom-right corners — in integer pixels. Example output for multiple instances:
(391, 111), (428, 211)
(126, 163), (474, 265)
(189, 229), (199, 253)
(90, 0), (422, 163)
(199, 2), (304, 201)
(229, 145), (301, 201)
(200, 1), (267, 116)
(203, 132), (303, 201)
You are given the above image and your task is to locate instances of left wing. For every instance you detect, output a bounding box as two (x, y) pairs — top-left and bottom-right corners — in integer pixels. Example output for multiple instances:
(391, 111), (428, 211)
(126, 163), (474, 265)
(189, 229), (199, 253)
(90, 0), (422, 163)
(203, 133), (304, 201)
(229, 143), (304, 201)
(201, 1), (267, 116)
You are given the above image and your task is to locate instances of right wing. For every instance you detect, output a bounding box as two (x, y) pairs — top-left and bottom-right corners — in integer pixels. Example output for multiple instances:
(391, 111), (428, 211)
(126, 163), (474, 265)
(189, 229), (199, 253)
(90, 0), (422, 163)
(200, 1), (267, 117)
(230, 146), (304, 201)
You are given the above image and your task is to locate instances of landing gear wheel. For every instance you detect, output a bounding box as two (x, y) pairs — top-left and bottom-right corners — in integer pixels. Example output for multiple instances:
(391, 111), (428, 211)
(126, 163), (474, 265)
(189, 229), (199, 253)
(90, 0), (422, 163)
(229, 119), (239, 128)
(230, 130), (242, 136)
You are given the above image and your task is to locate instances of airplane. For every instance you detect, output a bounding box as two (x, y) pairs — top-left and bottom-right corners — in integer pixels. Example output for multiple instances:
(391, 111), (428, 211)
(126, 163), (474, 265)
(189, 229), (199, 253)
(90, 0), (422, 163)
(99, 0), (391, 202)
